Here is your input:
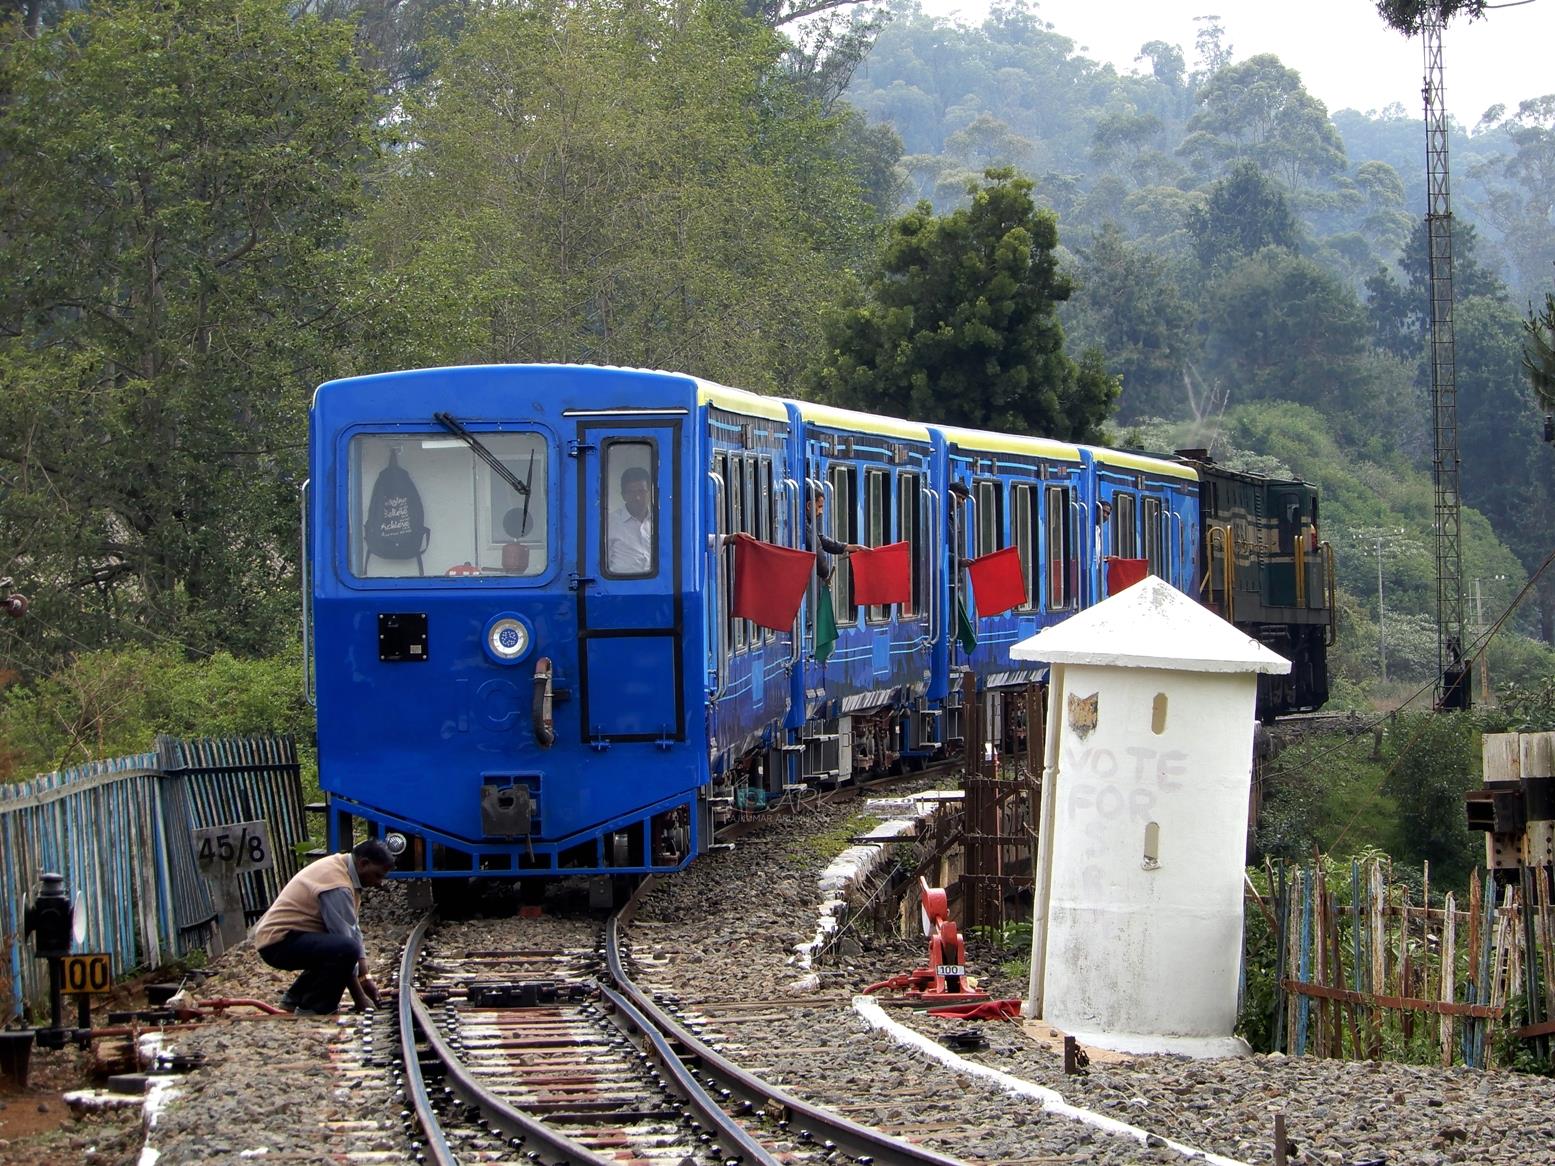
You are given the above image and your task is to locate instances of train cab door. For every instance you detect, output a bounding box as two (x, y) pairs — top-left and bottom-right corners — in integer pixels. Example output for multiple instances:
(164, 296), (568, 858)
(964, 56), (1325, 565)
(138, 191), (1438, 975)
(574, 419), (685, 747)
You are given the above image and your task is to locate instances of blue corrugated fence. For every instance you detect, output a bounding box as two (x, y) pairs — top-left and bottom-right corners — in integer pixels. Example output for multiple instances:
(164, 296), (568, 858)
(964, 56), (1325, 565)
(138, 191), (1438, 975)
(0, 735), (304, 1018)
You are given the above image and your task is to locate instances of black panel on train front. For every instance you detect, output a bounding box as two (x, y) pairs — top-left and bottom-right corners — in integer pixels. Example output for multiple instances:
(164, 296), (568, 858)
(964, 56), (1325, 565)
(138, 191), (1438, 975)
(378, 613), (429, 662)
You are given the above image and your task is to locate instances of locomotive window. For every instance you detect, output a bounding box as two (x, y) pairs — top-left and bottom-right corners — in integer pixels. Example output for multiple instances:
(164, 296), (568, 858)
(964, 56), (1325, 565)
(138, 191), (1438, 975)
(975, 480), (1002, 557)
(1142, 497), (1165, 577)
(350, 431), (550, 579)
(1013, 484), (1038, 612)
(1112, 492), (1138, 559)
(1044, 485), (1074, 610)
(1277, 493), (1299, 553)
(865, 468), (891, 622)
(828, 464), (856, 624)
(602, 440), (658, 579)
(897, 472), (923, 617)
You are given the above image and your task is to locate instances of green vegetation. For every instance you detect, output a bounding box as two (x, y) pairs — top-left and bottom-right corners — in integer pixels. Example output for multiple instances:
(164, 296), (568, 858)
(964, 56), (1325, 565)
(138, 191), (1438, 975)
(0, 647), (315, 794)
(788, 812), (879, 862)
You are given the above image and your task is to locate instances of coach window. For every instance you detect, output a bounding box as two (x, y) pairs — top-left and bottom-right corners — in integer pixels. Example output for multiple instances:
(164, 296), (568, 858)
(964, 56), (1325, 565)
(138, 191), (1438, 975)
(975, 480), (1002, 556)
(714, 451), (735, 646)
(1142, 497), (1165, 577)
(757, 457), (774, 642)
(828, 464), (857, 622)
(1044, 485), (1074, 610)
(351, 431), (550, 579)
(1112, 491), (1138, 559)
(864, 468), (892, 621)
(1012, 484), (1037, 612)
(897, 472), (923, 616)
(726, 454), (748, 650)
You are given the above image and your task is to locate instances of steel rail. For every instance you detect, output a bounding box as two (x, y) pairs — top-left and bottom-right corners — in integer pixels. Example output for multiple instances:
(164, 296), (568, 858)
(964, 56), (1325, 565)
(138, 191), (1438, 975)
(396, 916), (458, 1166)
(592, 978), (781, 1166)
(397, 913), (610, 1166)
(607, 883), (970, 1166)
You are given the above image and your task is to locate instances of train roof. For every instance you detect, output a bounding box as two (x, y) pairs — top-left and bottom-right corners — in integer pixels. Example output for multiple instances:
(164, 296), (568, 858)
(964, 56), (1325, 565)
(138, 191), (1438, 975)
(1089, 446), (1200, 482)
(694, 379), (790, 422)
(788, 400), (933, 442)
(936, 424), (1083, 463)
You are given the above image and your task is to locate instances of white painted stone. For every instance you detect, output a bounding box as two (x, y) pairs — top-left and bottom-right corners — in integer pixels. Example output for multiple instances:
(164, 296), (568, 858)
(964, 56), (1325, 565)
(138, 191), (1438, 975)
(1012, 576), (1288, 1056)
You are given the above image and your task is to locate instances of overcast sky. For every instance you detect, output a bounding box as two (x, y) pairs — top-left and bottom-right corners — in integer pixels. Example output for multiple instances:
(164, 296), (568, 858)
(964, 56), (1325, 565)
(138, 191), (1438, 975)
(923, 1), (1555, 127)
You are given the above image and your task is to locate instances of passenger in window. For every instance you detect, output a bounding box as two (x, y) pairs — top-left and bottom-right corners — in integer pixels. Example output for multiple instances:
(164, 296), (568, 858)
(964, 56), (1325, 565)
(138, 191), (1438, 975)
(946, 482), (973, 569)
(1094, 500), (1112, 565)
(807, 486), (862, 581)
(607, 466), (654, 574)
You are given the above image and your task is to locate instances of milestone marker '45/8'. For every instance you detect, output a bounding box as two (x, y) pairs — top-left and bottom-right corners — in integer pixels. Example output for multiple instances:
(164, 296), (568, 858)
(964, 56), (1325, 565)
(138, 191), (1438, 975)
(192, 820), (274, 875)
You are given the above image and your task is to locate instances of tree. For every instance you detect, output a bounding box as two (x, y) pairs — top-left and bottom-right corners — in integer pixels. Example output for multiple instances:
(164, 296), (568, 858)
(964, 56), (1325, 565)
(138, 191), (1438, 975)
(1365, 219), (1505, 359)
(363, 0), (876, 391)
(1062, 224), (1199, 423)
(810, 168), (1118, 441)
(1201, 247), (1379, 421)
(1380, 711), (1482, 888)
(1524, 292), (1555, 413)
(1374, 1), (1487, 35)
(0, 0), (385, 673)
(1178, 55), (1346, 190)
(1469, 97), (1555, 301)
(1457, 294), (1555, 643)
(1186, 161), (1301, 272)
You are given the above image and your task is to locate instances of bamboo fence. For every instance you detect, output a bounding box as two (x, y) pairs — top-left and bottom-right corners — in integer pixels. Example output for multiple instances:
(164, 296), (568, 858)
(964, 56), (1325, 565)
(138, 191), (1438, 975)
(1270, 858), (1554, 1068)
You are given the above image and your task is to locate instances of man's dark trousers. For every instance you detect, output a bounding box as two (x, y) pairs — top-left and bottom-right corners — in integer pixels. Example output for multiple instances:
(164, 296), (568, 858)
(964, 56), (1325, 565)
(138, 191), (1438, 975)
(259, 931), (358, 1013)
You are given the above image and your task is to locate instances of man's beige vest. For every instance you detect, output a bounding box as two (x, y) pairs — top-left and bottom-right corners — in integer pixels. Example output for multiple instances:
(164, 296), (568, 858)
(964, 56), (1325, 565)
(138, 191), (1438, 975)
(252, 853), (358, 950)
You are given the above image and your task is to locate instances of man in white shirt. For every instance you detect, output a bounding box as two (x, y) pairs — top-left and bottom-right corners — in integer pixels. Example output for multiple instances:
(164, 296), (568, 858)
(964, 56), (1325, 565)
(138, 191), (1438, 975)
(607, 465), (653, 574)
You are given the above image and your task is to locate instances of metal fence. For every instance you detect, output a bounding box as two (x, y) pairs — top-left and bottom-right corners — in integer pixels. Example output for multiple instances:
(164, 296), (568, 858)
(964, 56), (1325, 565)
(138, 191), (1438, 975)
(0, 735), (305, 1018)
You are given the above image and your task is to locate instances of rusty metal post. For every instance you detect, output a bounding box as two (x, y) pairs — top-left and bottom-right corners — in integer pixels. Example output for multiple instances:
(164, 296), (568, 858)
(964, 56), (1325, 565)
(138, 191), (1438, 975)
(961, 672), (997, 928)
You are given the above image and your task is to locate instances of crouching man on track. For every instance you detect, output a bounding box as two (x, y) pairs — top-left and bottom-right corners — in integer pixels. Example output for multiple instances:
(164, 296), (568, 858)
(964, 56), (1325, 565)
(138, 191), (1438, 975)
(252, 839), (394, 1015)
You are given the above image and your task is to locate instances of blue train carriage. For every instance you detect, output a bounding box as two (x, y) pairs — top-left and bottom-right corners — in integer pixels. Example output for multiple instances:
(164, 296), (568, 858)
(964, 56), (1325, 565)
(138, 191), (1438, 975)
(1086, 445), (1202, 603)
(934, 425), (1090, 712)
(702, 381), (804, 808)
(776, 400), (938, 789)
(307, 364), (782, 880)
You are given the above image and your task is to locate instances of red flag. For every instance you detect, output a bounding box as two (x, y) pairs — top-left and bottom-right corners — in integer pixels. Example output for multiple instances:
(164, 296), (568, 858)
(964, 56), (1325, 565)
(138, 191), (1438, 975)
(732, 537), (815, 631)
(850, 541), (912, 606)
(967, 546), (1026, 616)
(1106, 557), (1149, 595)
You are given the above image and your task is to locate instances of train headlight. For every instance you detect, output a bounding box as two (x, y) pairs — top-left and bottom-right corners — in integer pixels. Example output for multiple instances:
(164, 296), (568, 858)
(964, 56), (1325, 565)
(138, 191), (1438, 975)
(482, 613), (532, 665)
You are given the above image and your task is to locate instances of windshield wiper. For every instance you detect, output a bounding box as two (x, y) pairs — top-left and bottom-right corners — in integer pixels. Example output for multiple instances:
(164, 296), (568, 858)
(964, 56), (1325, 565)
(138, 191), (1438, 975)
(433, 412), (535, 515)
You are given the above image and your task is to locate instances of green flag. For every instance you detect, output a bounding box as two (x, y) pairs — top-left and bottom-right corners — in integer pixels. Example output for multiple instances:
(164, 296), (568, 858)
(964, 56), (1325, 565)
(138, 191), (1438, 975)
(815, 585), (838, 664)
(955, 594), (978, 653)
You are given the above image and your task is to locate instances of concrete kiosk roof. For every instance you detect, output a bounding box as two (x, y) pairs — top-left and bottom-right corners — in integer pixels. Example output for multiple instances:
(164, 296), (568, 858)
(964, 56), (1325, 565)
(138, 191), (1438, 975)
(1009, 575), (1291, 675)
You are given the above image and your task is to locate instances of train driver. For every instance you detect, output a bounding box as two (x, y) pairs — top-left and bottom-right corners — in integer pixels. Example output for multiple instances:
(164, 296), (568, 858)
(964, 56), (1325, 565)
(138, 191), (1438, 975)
(607, 465), (654, 574)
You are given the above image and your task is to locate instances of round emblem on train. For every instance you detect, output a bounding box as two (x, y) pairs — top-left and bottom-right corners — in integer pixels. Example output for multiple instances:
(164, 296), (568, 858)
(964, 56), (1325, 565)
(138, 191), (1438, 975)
(482, 613), (532, 664)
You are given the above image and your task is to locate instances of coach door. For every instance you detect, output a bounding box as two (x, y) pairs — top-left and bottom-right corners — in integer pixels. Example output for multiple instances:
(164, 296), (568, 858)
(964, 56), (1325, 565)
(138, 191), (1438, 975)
(574, 419), (684, 745)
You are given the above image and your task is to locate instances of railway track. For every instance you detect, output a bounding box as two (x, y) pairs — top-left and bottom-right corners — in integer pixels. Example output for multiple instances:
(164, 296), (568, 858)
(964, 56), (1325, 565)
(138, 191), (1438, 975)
(391, 881), (971, 1166)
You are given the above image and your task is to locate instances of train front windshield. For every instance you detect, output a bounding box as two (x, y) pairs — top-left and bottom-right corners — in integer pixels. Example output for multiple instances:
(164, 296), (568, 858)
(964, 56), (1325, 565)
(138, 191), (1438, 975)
(349, 431), (550, 578)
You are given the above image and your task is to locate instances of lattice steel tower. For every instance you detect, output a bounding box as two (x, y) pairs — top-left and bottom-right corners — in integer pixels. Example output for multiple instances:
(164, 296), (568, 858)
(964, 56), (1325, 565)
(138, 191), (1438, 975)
(1422, 4), (1470, 708)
